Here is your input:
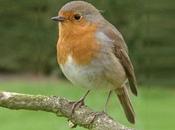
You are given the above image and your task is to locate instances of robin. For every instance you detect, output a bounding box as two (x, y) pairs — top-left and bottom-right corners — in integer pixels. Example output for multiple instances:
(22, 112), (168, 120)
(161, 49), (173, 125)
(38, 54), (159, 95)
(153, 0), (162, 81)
(51, 1), (138, 124)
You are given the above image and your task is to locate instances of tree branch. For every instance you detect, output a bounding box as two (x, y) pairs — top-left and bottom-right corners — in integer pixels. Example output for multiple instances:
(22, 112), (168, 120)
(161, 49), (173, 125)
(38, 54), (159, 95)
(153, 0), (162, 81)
(0, 91), (133, 130)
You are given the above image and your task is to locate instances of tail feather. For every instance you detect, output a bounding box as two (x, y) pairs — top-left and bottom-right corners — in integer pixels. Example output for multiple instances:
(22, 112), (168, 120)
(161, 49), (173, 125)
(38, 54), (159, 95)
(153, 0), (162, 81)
(115, 86), (135, 124)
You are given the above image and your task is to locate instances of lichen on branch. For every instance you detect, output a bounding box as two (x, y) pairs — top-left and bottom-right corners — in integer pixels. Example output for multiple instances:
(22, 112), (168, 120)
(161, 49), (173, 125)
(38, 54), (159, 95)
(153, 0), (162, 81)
(0, 91), (134, 130)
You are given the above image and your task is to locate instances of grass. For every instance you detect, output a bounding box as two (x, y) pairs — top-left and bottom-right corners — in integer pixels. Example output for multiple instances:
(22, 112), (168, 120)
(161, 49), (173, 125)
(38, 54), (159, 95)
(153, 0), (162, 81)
(0, 77), (175, 130)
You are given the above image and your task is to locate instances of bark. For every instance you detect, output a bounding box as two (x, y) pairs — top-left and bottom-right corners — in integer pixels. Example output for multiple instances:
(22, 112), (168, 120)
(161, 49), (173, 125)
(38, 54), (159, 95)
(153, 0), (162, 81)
(0, 91), (134, 130)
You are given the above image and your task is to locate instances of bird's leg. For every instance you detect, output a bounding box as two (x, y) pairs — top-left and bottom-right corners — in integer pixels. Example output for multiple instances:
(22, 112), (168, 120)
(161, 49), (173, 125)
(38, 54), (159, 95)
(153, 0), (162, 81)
(89, 90), (113, 123)
(104, 90), (112, 113)
(70, 90), (90, 115)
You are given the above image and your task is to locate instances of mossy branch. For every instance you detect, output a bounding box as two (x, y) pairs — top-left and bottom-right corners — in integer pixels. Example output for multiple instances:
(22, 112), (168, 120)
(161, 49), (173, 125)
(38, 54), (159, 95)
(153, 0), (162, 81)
(0, 91), (134, 130)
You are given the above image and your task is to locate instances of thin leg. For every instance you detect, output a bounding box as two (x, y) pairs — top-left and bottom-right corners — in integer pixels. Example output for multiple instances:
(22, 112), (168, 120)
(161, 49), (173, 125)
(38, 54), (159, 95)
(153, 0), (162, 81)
(81, 90), (90, 101)
(87, 91), (112, 123)
(71, 90), (90, 114)
(104, 90), (112, 113)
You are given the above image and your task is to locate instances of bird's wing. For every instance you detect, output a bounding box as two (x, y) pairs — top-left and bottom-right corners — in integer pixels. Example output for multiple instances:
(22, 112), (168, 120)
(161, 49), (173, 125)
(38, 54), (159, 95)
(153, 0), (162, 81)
(99, 23), (138, 96)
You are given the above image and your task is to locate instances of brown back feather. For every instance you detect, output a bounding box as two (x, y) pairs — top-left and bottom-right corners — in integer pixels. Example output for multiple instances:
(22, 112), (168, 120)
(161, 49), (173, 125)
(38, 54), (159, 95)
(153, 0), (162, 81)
(101, 22), (138, 96)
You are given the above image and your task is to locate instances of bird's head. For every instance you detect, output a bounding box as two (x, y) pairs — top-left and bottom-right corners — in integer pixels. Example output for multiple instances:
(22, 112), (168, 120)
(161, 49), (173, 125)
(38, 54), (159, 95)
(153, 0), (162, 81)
(51, 1), (104, 34)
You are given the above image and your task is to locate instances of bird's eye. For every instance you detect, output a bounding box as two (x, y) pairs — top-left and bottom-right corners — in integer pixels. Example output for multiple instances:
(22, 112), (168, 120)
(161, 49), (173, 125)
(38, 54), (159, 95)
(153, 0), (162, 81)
(74, 14), (82, 21)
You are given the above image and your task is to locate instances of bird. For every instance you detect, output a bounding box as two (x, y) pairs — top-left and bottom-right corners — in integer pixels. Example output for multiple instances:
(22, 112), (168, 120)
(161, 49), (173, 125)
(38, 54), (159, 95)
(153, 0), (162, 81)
(51, 1), (138, 124)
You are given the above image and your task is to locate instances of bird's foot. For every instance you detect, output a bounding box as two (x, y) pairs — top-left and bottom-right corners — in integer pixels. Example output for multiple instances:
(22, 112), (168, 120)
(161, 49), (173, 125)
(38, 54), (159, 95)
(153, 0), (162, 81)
(68, 98), (85, 126)
(70, 97), (85, 115)
(67, 99), (84, 129)
(70, 90), (90, 117)
(90, 111), (106, 123)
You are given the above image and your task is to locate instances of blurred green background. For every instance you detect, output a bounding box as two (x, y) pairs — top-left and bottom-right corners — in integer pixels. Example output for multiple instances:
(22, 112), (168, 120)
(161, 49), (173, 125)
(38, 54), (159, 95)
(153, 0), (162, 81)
(0, 0), (175, 130)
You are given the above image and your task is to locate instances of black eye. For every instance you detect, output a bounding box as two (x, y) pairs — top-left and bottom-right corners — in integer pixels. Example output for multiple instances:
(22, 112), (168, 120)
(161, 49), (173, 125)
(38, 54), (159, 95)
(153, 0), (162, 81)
(74, 14), (82, 20)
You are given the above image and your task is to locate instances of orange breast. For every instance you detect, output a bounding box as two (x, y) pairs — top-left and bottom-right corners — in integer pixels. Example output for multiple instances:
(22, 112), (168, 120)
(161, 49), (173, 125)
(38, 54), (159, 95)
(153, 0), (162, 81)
(57, 22), (101, 65)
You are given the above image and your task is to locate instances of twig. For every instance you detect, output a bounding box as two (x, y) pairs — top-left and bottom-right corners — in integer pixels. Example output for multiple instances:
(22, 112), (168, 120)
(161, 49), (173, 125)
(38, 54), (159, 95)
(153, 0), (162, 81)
(0, 91), (134, 130)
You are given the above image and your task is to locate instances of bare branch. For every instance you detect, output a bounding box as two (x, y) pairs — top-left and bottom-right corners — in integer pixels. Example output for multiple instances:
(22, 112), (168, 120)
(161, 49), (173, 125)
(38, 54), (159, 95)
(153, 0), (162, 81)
(0, 91), (134, 130)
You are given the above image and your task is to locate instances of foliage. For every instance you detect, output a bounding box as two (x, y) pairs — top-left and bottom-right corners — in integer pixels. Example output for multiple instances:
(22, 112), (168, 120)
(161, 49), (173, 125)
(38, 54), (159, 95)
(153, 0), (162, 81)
(0, 0), (175, 84)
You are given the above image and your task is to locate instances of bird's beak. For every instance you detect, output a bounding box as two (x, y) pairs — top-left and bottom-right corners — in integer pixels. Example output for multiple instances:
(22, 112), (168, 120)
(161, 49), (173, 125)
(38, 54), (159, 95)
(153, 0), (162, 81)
(51, 16), (65, 22)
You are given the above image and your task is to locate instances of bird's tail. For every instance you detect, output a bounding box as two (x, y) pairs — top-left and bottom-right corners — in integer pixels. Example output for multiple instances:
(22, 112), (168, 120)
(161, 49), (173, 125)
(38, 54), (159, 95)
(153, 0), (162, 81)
(115, 85), (135, 124)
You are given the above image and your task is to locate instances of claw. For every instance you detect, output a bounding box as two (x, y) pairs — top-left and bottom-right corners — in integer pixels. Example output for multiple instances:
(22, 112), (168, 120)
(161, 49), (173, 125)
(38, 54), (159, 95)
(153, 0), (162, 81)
(69, 90), (90, 118)
(71, 98), (85, 115)
(90, 111), (105, 123)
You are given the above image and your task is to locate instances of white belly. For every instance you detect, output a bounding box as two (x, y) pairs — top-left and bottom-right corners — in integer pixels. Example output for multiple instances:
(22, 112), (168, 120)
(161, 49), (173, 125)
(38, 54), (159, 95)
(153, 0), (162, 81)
(60, 54), (126, 90)
(60, 56), (109, 89)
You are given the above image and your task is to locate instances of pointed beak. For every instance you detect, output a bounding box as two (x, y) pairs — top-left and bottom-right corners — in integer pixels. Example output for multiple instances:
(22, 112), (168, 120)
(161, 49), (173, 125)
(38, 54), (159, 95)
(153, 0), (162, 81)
(51, 16), (65, 22)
